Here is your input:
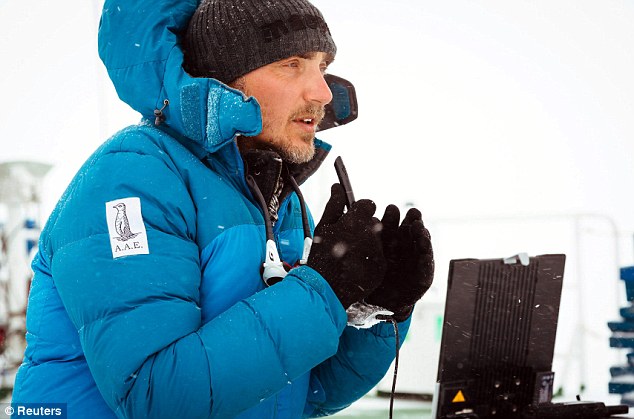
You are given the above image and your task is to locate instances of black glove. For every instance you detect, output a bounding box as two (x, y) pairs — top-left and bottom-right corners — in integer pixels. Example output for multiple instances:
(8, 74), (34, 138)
(365, 205), (434, 321)
(307, 184), (386, 309)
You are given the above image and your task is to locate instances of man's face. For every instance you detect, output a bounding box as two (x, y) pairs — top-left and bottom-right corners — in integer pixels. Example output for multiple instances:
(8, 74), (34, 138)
(232, 52), (333, 164)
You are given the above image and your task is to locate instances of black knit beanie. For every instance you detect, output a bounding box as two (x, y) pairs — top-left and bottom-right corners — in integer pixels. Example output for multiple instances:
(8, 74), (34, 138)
(182, 0), (337, 84)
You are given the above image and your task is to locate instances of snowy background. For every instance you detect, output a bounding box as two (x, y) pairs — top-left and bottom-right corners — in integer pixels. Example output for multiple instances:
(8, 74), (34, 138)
(2, 0), (634, 408)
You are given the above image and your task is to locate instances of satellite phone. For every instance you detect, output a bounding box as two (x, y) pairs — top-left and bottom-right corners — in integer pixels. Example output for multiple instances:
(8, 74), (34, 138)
(334, 156), (355, 209)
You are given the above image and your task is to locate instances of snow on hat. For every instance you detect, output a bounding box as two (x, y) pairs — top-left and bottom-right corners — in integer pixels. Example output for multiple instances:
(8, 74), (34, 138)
(182, 0), (337, 84)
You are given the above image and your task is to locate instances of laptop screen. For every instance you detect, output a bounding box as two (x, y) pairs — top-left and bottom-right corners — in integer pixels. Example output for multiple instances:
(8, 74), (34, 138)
(432, 254), (566, 418)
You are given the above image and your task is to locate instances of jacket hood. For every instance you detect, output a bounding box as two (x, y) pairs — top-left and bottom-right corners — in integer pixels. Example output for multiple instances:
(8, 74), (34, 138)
(98, 0), (262, 154)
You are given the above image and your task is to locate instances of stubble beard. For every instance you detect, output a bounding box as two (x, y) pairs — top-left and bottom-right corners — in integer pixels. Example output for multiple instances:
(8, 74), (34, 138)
(262, 104), (324, 164)
(232, 77), (324, 164)
(269, 128), (316, 164)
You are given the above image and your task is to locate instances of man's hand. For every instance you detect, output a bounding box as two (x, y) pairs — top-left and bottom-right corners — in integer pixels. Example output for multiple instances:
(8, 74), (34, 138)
(366, 205), (434, 322)
(307, 184), (386, 309)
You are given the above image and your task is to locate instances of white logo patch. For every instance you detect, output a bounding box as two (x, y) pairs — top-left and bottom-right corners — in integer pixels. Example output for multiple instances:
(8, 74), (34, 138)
(106, 197), (149, 258)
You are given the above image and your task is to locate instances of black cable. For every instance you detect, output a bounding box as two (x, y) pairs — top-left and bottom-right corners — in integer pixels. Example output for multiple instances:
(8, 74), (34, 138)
(376, 315), (400, 419)
(389, 318), (400, 419)
(245, 175), (274, 241)
(286, 175), (311, 240)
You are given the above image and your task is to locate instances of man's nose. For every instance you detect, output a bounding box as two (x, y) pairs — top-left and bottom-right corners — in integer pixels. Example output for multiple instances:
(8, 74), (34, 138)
(305, 70), (333, 106)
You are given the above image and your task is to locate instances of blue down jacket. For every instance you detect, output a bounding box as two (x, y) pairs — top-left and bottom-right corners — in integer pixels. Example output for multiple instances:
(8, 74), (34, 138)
(12, 0), (410, 418)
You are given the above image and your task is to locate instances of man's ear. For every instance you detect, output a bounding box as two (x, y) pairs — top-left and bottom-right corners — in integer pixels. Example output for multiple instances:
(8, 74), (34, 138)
(317, 74), (358, 132)
(229, 76), (247, 95)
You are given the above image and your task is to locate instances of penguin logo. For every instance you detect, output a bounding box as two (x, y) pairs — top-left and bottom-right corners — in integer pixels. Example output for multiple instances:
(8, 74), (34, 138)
(106, 197), (149, 258)
(112, 203), (141, 241)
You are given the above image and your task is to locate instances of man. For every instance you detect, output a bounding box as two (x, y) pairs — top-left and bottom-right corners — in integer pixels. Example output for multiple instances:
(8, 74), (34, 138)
(12, 0), (434, 417)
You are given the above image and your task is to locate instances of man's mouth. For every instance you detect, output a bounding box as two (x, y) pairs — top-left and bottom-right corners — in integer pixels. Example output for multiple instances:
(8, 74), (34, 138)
(296, 117), (316, 125)
(292, 116), (321, 130)
(290, 106), (325, 131)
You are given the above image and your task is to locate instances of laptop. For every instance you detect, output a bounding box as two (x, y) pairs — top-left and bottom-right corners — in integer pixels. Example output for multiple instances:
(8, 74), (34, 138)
(431, 253), (629, 419)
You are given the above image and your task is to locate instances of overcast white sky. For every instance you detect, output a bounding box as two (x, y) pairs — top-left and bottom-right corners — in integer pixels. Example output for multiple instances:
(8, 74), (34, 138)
(2, 0), (634, 399)
(2, 0), (633, 226)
